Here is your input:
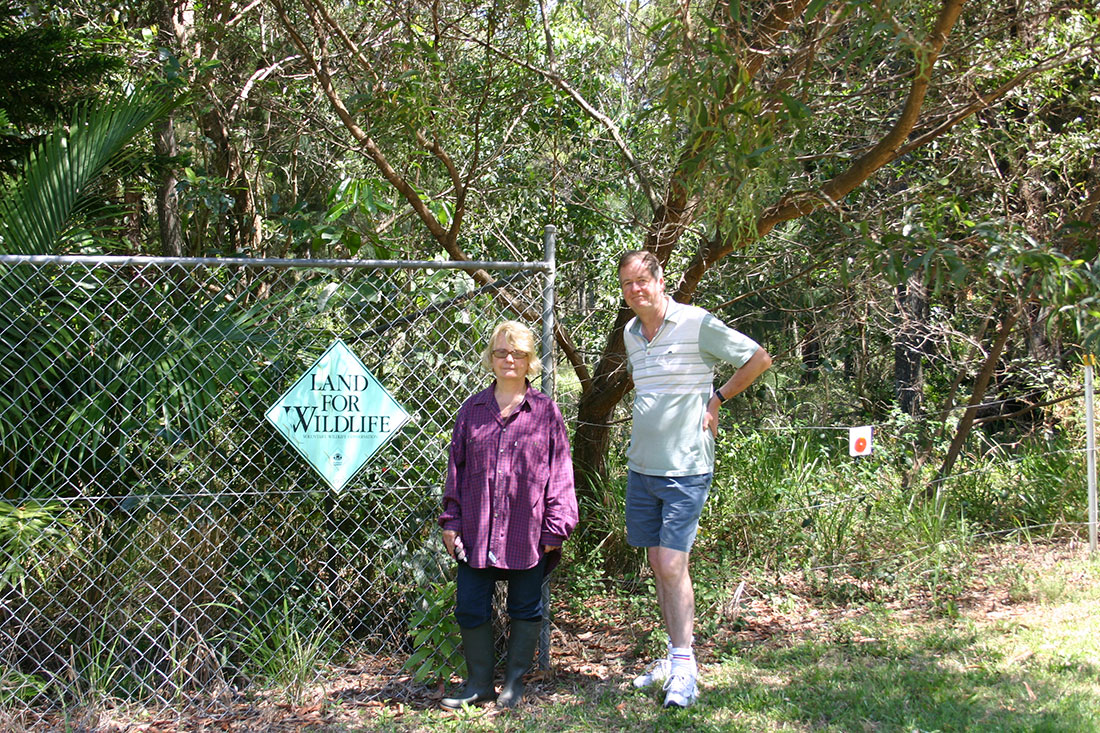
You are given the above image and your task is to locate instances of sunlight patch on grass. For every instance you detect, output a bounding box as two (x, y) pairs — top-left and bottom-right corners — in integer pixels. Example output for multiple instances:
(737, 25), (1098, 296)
(694, 553), (1100, 732)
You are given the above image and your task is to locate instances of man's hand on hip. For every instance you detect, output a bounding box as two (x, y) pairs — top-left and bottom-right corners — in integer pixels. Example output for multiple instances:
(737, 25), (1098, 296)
(703, 396), (720, 437)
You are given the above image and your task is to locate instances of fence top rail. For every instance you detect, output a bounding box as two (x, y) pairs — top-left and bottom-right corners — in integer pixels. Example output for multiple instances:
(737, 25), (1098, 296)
(0, 254), (551, 272)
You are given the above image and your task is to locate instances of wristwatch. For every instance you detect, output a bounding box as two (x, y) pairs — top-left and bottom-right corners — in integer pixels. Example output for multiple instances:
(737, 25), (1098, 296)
(713, 387), (727, 404)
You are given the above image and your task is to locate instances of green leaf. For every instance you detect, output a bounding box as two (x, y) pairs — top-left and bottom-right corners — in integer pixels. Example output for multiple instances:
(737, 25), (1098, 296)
(0, 81), (180, 254)
(779, 93), (812, 121)
(805, 0), (829, 21)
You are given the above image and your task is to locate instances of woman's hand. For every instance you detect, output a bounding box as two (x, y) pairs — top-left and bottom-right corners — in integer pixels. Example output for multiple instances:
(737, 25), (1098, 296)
(443, 530), (467, 561)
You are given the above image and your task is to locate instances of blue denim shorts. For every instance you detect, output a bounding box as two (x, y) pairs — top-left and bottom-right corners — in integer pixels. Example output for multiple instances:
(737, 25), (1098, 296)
(625, 470), (713, 553)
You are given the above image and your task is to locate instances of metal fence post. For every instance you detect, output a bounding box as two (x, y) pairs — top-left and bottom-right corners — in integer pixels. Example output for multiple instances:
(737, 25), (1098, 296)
(540, 224), (557, 397)
(1085, 354), (1097, 555)
(538, 223), (557, 670)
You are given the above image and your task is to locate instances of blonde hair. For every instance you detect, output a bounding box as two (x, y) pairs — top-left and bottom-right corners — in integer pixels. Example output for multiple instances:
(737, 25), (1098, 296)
(481, 320), (542, 377)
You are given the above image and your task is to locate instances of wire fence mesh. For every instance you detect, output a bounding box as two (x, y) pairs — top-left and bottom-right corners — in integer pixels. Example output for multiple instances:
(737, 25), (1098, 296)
(0, 253), (551, 712)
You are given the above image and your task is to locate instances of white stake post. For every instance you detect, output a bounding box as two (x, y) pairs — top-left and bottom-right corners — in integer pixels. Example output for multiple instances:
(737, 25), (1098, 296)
(1086, 354), (1097, 555)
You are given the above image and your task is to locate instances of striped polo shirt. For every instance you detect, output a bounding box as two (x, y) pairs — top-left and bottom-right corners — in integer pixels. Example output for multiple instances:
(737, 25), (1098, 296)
(624, 299), (760, 476)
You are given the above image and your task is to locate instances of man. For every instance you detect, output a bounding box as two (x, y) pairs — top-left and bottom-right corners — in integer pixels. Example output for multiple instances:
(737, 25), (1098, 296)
(618, 250), (772, 708)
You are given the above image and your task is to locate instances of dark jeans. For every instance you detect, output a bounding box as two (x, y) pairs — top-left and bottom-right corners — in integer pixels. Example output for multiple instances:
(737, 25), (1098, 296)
(455, 556), (546, 629)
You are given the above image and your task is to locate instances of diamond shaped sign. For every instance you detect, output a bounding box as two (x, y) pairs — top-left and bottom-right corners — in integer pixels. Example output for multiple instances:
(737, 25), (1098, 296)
(266, 339), (410, 492)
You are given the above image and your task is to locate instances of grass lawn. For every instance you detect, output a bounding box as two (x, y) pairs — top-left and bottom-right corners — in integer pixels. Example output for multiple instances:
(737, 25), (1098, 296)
(22, 541), (1100, 732)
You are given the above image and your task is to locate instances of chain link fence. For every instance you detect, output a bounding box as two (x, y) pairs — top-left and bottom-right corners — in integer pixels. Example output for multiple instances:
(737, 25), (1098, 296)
(0, 246), (554, 714)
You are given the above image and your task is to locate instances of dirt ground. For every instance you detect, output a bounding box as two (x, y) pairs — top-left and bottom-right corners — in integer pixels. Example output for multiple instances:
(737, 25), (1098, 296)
(12, 541), (1090, 732)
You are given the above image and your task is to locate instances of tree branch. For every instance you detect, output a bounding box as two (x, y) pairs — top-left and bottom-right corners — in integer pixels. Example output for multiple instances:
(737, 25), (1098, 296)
(970, 390), (1084, 426)
(741, 0), (813, 80)
(934, 301), (1021, 493)
(272, 0), (454, 250)
(767, 0), (967, 225)
(229, 54), (301, 123)
(299, 0), (382, 83)
(456, 29), (660, 214)
(272, 1), (592, 390)
(676, 0), (967, 301)
(894, 53), (1084, 160)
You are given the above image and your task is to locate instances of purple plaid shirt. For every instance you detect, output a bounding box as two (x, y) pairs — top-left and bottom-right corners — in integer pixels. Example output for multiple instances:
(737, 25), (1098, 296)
(439, 382), (578, 570)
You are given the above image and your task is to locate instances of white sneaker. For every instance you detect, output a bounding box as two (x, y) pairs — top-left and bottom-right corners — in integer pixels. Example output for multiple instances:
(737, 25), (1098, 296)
(632, 657), (671, 689)
(662, 671), (698, 708)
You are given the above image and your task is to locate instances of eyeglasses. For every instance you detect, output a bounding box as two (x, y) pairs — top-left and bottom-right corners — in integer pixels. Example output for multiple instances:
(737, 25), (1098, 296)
(492, 349), (529, 360)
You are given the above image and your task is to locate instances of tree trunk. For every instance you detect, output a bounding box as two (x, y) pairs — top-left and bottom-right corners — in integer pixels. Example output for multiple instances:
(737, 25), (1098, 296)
(152, 0), (189, 257)
(894, 273), (930, 416)
(931, 305), (1020, 498)
(800, 325), (821, 385)
(572, 306), (634, 506)
(201, 105), (262, 254)
(155, 118), (184, 257)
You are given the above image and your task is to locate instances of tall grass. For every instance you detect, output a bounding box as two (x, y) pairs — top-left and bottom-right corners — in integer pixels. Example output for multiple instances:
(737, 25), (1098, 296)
(211, 597), (336, 705)
(564, 425), (1088, 626)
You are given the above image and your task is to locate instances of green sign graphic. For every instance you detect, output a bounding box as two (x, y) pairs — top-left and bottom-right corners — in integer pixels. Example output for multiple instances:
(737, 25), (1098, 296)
(266, 339), (410, 491)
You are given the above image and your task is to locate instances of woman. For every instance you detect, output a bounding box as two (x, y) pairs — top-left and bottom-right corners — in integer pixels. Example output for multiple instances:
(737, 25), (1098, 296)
(438, 320), (578, 709)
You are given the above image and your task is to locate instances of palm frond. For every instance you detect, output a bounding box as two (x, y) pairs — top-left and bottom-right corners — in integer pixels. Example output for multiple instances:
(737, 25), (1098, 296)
(0, 82), (178, 254)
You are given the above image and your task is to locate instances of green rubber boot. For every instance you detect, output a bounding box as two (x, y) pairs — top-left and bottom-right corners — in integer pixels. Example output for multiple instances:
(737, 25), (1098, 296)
(441, 622), (497, 709)
(496, 618), (541, 708)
